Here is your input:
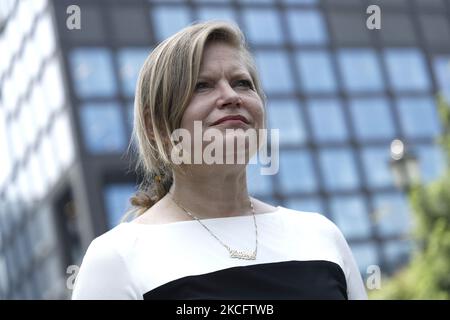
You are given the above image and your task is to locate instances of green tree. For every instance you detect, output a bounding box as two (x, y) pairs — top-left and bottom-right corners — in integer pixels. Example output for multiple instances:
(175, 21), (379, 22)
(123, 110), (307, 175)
(370, 96), (450, 300)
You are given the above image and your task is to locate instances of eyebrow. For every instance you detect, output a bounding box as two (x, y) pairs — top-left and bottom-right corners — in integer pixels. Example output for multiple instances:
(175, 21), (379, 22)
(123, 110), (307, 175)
(197, 71), (252, 80)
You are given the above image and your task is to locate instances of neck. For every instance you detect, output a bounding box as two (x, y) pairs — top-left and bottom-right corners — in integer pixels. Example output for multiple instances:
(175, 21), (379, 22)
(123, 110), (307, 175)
(169, 164), (252, 219)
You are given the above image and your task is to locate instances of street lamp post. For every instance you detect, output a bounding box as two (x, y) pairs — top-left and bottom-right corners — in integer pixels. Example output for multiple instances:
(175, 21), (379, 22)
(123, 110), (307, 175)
(386, 139), (421, 272)
(389, 139), (421, 192)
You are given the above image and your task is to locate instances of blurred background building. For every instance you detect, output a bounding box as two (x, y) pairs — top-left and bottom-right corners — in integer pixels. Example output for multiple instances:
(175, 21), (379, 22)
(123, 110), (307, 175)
(0, 0), (449, 299)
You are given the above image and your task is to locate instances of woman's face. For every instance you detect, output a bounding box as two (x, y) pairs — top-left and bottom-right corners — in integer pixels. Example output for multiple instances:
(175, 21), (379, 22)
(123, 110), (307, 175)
(179, 42), (265, 164)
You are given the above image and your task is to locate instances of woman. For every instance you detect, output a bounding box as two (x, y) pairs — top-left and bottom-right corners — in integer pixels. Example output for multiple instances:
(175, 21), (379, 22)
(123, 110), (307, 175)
(72, 21), (367, 300)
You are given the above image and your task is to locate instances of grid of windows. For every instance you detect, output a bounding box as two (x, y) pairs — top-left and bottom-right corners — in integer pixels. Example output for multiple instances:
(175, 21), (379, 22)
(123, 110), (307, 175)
(69, 46), (150, 155)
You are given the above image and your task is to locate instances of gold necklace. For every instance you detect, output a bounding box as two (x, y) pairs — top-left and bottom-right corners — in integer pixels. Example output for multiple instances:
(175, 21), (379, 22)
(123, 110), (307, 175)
(170, 194), (258, 260)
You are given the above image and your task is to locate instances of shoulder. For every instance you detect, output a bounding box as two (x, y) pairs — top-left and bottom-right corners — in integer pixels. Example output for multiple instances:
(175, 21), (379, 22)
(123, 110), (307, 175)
(280, 207), (368, 299)
(278, 206), (353, 262)
(72, 225), (140, 299)
(87, 223), (139, 257)
(280, 207), (342, 237)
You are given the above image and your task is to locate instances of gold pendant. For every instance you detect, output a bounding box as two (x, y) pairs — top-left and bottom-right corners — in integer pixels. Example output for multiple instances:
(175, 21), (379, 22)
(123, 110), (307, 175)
(229, 249), (256, 260)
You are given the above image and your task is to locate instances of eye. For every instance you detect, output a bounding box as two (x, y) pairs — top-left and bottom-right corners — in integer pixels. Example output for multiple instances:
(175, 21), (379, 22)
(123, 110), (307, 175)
(235, 79), (254, 90)
(194, 81), (210, 91)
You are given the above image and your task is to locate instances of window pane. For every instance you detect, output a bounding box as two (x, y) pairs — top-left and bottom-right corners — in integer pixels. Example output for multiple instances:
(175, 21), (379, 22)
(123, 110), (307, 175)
(349, 98), (396, 141)
(38, 135), (60, 183)
(117, 48), (150, 97)
(349, 242), (379, 274)
(396, 97), (441, 138)
(319, 148), (360, 191)
(413, 144), (446, 183)
(361, 146), (394, 189)
(34, 13), (55, 60)
(41, 58), (65, 112)
(433, 55), (450, 102)
(330, 195), (371, 240)
(151, 6), (191, 41)
(52, 113), (75, 170)
(9, 119), (25, 162)
(197, 7), (236, 22)
(338, 49), (384, 92)
(307, 99), (347, 142)
(278, 150), (317, 193)
(79, 103), (127, 154)
(103, 183), (136, 229)
(69, 48), (117, 98)
(267, 100), (307, 145)
(18, 101), (35, 149)
(383, 239), (412, 273)
(30, 82), (49, 132)
(2, 76), (18, 114)
(255, 50), (294, 94)
(287, 9), (327, 44)
(28, 154), (47, 201)
(372, 192), (412, 237)
(243, 8), (283, 45)
(296, 50), (336, 93)
(247, 162), (273, 196)
(384, 48), (430, 92)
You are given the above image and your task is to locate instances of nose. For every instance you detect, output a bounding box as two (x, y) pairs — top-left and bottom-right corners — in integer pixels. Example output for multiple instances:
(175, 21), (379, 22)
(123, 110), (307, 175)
(216, 81), (242, 109)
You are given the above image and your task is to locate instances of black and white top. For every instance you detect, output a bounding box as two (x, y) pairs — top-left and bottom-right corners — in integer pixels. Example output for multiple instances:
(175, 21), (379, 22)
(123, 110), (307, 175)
(72, 206), (367, 300)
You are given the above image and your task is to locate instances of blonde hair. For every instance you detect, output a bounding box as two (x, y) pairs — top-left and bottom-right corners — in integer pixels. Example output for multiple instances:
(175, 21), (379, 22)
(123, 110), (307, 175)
(125, 20), (266, 220)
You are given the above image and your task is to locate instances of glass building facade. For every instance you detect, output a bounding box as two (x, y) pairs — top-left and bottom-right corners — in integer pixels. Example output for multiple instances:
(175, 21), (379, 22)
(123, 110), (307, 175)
(0, 0), (449, 299)
(0, 0), (77, 299)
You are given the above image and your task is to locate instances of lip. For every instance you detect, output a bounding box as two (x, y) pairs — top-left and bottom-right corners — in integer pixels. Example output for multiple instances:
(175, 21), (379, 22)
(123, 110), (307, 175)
(211, 115), (250, 126)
